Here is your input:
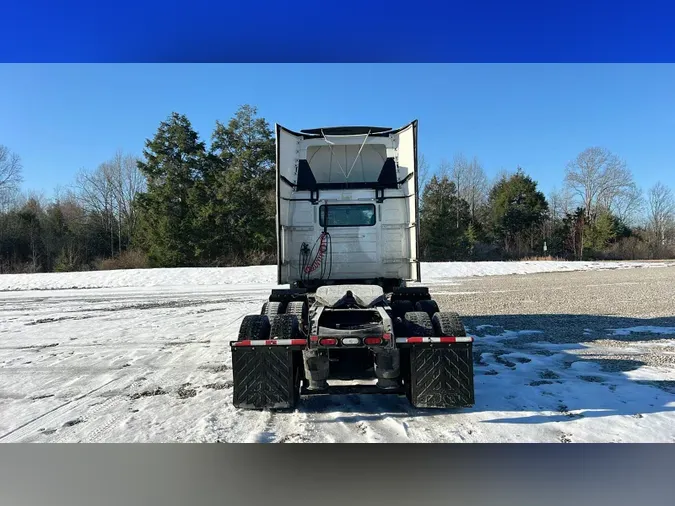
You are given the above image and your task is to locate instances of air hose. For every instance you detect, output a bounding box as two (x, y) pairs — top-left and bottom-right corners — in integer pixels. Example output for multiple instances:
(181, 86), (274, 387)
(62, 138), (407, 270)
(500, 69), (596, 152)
(303, 232), (328, 274)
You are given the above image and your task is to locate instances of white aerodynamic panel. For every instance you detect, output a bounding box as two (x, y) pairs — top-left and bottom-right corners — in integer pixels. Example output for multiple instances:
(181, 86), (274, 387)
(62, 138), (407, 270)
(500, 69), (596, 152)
(390, 120), (420, 282)
(306, 143), (387, 184)
(275, 121), (420, 286)
(276, 125), (301, 201)
(275, 125), (303, 285)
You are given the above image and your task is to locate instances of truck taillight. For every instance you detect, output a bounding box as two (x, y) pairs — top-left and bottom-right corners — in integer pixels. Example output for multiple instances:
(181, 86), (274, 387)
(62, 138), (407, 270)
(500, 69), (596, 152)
(319, 338), (338, 346)
(364, 337), (382, 345)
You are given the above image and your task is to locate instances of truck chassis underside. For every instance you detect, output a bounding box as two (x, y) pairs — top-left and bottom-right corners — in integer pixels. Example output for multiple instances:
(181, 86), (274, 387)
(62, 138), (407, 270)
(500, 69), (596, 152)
(230, 286), (475, 410)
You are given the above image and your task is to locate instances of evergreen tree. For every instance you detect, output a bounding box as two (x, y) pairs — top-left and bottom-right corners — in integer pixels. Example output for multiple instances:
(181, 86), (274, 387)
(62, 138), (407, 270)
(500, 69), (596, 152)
(419, 175), (471, 261)
(135, 113), (207, 266)
(201, 105), (276, 263)
(488, 168), (548, 257)
(582, 209), (632, 259)
(464, 223), (479, 260)
(561, 207), (585, 259)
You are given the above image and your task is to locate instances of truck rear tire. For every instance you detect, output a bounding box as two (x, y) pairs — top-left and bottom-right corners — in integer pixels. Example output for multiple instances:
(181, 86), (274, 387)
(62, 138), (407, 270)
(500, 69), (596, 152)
(432, 312), (466, 337)
(238, 315), (271, 341)
(261, 301), (283, 317)
(285, 301), (308, 324)
(404, 311), (433, 337)
(270, 314), (300, 340)
(415, 299), (439, 318)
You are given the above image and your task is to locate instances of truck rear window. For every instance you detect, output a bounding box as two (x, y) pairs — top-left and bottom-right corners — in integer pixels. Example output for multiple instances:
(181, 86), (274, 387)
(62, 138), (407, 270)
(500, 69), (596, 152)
(319, 204), (376, 227)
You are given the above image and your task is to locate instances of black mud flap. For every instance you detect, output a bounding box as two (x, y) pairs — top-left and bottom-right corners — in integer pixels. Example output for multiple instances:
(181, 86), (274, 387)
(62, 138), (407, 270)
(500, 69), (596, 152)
(231, 346), (302, 410)
(406, 343), (474, 409)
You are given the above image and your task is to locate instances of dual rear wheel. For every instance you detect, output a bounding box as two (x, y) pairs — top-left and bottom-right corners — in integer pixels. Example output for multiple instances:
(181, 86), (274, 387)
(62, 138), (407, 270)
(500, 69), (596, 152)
(238, 313), (300, 341)
(393, 299), (466, 338)
(239, 299), (309, 341)
(403, 310), (466, 337)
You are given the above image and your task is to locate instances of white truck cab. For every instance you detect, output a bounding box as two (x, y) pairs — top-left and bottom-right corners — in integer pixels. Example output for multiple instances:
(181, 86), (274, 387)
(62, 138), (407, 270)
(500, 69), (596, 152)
(275, 122), (421, 289)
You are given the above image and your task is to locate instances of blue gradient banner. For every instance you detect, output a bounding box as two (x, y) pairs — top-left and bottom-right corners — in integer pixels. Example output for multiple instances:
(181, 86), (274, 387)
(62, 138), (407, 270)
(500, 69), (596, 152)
(2, 1), (674, 62)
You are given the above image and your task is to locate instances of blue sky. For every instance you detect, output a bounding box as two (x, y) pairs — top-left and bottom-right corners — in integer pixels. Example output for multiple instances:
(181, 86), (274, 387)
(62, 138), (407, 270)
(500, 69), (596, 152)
(1, 64), (674, 198)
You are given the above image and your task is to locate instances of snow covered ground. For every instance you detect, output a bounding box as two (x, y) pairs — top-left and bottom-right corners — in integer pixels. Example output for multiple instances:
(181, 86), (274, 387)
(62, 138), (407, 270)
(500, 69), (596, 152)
(0, 260), (669, 291)
(0, 260), (674, 443)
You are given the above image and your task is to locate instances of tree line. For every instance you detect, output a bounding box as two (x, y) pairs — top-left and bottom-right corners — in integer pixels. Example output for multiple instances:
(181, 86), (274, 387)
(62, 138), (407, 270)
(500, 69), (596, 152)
(419, 146), (674, 262)
(1, 105), (674, 273)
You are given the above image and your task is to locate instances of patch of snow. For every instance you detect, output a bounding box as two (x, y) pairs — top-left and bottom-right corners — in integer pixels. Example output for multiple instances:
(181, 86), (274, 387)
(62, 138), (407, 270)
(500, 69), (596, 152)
(610, 326), (675, 336)
(0, 260), (670, 292)
(0, 266), (278, 292)
(476, 329), (545, 340)
(420, 260), (671, 285)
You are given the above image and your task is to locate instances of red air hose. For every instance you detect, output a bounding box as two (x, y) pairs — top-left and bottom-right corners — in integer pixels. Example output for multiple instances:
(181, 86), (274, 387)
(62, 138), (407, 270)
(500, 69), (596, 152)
(304, 232), (328, 274)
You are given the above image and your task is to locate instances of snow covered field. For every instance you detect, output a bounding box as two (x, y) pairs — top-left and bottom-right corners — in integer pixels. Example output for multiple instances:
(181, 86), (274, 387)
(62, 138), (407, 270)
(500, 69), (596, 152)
(0, 260), (668, 292)
(0, 260), (674, 443)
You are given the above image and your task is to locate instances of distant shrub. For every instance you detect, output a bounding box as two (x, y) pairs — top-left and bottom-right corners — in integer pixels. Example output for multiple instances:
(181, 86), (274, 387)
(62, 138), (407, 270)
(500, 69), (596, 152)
(0, 262), (41, 274)
(242, 250), (276, 266)
(97, 249), (150, 270)
(601, 237), (652, 261)
(213, 250), (276, 267)
(519, 256), (561, 261)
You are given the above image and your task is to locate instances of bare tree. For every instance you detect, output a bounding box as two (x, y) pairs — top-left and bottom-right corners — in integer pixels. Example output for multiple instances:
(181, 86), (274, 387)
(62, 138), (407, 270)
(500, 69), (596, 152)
(464, 157), (488, 224)
(548, 187), (563, 221)
(648, 182), (675, 246)
(75, 151), (145, 257)
(0, 186), (20, 214)
(549, 185), (576, 219)
(417, 153), (430, 192)
(436, 157), (452, 180)
(546, 187), (562, 243)
(449, 154), (469, 228)
(561, 186), (575, 217)
(0, 145), (23, 190)
(75, 163), (117, 256)
(612, 184), (644, 226)
(0, 145), (23, 260)
(449, 153), (468, 186)
(108, 150), (145, 247)
(565, 147), (636, 223)
(442, 153), (489, 226)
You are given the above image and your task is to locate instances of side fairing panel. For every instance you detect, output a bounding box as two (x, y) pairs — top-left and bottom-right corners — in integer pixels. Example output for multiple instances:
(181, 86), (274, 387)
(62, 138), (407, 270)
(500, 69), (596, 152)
(390, 121), (420, 282)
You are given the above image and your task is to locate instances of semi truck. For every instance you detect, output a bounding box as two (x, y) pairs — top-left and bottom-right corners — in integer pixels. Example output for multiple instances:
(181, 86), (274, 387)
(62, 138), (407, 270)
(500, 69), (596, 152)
(230, 121), (475, 410)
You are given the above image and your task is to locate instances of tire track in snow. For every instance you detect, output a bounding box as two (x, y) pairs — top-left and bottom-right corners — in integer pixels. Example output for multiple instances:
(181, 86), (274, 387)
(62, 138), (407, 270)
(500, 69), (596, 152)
(347, 395), (415, 443)
(73, 373), (151, 443)
(4, 290), (257, 443)
(296, 393), (415, 443)
(0, 375), (129, 442)
(47, 395), (130, 443)
(266, 409), (311, 443)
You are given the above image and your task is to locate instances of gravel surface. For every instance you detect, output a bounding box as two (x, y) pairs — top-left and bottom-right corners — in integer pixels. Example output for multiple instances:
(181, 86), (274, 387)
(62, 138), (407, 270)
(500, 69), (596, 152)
(432, 265), (675, 375)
